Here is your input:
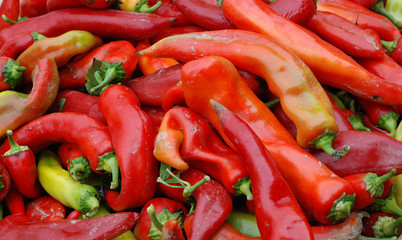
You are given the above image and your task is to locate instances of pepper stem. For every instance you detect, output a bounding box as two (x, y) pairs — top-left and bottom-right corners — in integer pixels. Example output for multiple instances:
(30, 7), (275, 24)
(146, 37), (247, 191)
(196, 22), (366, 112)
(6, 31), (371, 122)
(358, 235), (397, 240)
(381, 36), (401, 55)
(264, 98), (280, 108)
(372, 0), (400, 27)
(147, 204), (164, 231)
(68, 157), (92, 181)
(372, 215), (402, 238)
(233, 177), (253, 200)
(182, 176), (210, 199)
(377, 111), (400, 137)
(366, 185), (402, 217)
(3, 130), (29, 156)
(348, 113), (372, 131)
(96, 151), (120, 189)
(365, 169), (397, 198)
(327, 193), (356, 224)
(134, 0), (162, 13)
(80, 191), (100, 219)
(309, 130), (350, 162)
(2, 59), (25, 89)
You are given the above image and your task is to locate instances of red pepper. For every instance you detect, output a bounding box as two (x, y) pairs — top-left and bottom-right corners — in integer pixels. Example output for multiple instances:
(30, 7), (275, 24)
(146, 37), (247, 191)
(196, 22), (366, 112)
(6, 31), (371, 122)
(362, 212), (402, 238)
(347, 0), (377, 8)
(4, 184), (25, 216)
(46, 0), (85, 12)
(153, 0), (194, 27)
(305, 10), (384, 59)
(25, 195), (66, 221)
(0, 211), (140, 239)
(0, 57), (26, 91)
(307, 131), (402, 177)
(266, 0), (317, 26)
(0, 161), (10, 202)
(1, 130), (41, 198)
(0, 32), (46, 59)
(19, 0), (47, 18)
(0, 112), (120, 189)
(133, 197), (188, 240)
(316, 0), (401, 41)
(150, 26), (206, 43)
(382, 36), (402, 66)
(0, 8), (176, 48)
(172, 0), (236, 30)
(340, 108), (372, 131)
(66, 210), (81, 220)
(0, 0), (19, 30)
(48, 90), (107, 125)
(57, 142), (92, 181)
(211, 100), (314, 239)
(99, 84), (158, 211)
(153, 106), (251, 197)
(161, 219), (185, 240)
(362, 114), (393, 136)
(344, 169), (396, 210)
(79, 0), (117, 8)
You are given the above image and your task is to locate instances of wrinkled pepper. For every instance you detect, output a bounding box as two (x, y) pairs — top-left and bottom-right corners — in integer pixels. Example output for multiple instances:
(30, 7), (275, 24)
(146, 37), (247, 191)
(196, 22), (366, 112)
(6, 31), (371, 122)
(99, 84), (158, 211)
(57, 142), (92, 181)
(0, 57), (59, 139)
(25, 195), (66, 221)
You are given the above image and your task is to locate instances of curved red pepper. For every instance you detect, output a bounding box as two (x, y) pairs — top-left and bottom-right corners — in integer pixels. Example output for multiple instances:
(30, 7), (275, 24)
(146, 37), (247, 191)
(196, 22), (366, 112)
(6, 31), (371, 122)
(150, 26), (206, 43)
(0, 112), (120, 189)
(66, 210), (81, 220)
(153, 0), (194, 27)
(0, 8), (176, 48)
(0, 32), (46, 59)
(4, 184), (25, 216)
(1, 130), (41, 198)
(305, 10), (384, 59)
(25, 195), (66, 221)
(57, 142), (92, 181)
(0, 0), (19, 30)
(0, 161), (10, 202)
(99, 84), (158, 211)
(266, 0), (317, 26)
(212, 100), (314, 239)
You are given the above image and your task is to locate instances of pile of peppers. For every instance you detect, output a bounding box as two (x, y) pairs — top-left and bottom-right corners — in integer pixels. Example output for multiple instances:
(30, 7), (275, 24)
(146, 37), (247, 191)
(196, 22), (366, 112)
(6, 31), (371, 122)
(0, 0), (401, 239)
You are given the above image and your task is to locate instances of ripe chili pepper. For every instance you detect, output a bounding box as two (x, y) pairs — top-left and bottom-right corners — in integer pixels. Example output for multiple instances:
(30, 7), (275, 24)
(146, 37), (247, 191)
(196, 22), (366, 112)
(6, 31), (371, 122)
(372, 0), (402, 30)
(0, 32), (46, 59)
(17, 30), (103, 83)
(362, 212), (402, 238)
(317, 0), (401, 41)
(382, 36), (402, 66)
(160, 219), (185, 240)
(153, 107), (251, 197)
(46, 0), (85, 12)
(152, 0), (193, 27)
(57, 143), (92, 181)
(0, 0), (19, 30)
(0, 57), (26, 91)
(0, 57), (59, 139)
(134, 197), (188, 240)
(172, 0), (236, 30)
(19, 0), (47, 18)
(136, 39), (179, 76)
(179, 56), (356, 225)
(99, 84), (159, 211)
(49, 89), (107, 125)
(37, 150), (100, 219)
(348, 0), (377, 8)
(305, 10), (384, 59)
(0, 8), (176, 48)
(0, 161), (10, 202)
(0, 112), (120, 189)
(362, 114), (393, 136)
(25, 195), (66, 221)
(66, 210), (81, 220)
(341, 108), (372, 131)
(0, 211), (140, 239)
(142, 106), (166, 132)
(345, 169), (396, 210)
(265, 0), (317, 26)
(1, 130), (41, 198)
(150, 25), (206, 43)
(212, 100), (314, 239)
(221, 0), (402, 107)
(308, 131), (402, 177)
(138, 30), (342, 153)
(79, 0), (117, 8)
(4, 184), (25, 216)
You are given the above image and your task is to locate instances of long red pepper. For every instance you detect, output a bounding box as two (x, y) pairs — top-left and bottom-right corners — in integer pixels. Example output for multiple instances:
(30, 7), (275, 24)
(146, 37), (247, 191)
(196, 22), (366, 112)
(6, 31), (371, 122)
(19, 0), (47, 18)
(221, 0), (402, 106)
(25, 195), (66, 221)
(99, 84), (159, 211)
(265, 0), (317, 26)
(150, 25), (206, 43)
(211, 100), (314, 239)
(1, 130), (42, 198)
(0, 112), (120, 189)
(46, 0), (85, 12)
(0, 32), (46, 59)
(152, 0), (194, 27)
(179, 56), (356, 225)
(0, 8), (176, 47)
(0, 0), (19, 31)
(57, 142), (92, 181)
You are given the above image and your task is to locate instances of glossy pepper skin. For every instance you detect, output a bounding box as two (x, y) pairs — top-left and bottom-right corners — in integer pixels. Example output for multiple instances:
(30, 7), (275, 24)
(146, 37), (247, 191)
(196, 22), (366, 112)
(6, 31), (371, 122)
(0, 112), (120, 189)
(99, 84), (158, 211)
(57, 142), (92, 181)
(0, 8), (176, 47)
(153, 107), (250, 196)
(59, 40), (138, 90)
(179, 56), (356, 225)
(305, 10), (384, 59)
(266, 0), (317, 26)
(137, 29), (339, 150)
(17, 30), (103, 83)
(19, 0), (47, 18)
(0, 0), (19, 30)
(221, 0), (402, 106)
(0, 57), (59, 139)
(1, 130), (41, 198)
(212, 100), (314, 239)
(0, 211), (140, 240)
(150, 26), (206, 43)
(46, 0), (85, 12)
(0, 160), (10, 202)
(0, 32), (46, 59)
(382, 36), (402, 66)
(4, 184), (25, 216)
(25, 195), (66, 221)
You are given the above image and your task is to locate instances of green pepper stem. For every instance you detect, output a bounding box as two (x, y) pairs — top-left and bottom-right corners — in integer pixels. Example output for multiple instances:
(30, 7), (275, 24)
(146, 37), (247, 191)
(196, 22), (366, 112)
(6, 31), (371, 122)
(31, 32), (46, 42)
(372, 215), (402, 238)
(134, 0), (162, 13)
(309, 130), (350, 162)
(80, 191), (100, 219)
(96, 151), (120, 189)
(327, 193), (356, 224)
(328, 92), (346, 109)
(372, 0), (399, 27)
(365, 169), (397, 198)
(68, 157), (92, 181)
(358, 235), (397, 240)
(3, 130), (29, 156)
(182, 176), (210, 199)
(377, 111), (400, 137)
(147, 204), (164, 231)
(90, 61), (126, 94)
(264, 98), (280, 108)
(0, 176), (4, 192)
(2, 59), (25, 89)
(382, 36), (401, 55)
(348, 114), (371, 131)
(233, 177), (253, 200)
(367, 185), (402, 217)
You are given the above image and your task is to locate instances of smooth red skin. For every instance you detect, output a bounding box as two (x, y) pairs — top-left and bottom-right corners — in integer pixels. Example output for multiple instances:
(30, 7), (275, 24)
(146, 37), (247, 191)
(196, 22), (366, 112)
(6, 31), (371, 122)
(0, 56), (11, 91)
(153, 0), (194, 27)
(150, 26), (206, 43)
(265, 0), (316, 26)
(99, 85), (158, 211)
(26, 196), (66, 221)
(0, 161), (10, 202)
(0, 8), (176, 47)
(4, 184), (25, 216)
(142, 107), (166, 132)
(307, 131), (402, 177)
(172, 0), (236, 30)
(214, 102), (314, 239)
(347, 0), (377, 8)
(48, 90), (107, 125)
(356, 97), (398, 125)
(305, 11), (384, 59)
(161, 220), (185, 240)
(0, 212), (140, 240)
(19, 0), (47, 18)
(390, 38), (402, 66)
(0, 112), (114, 175)
(47, 0), (85, 12)
(79, 0), (117, 8)
(0, 33), (37, 59)
(57, 142), (85, 170)
(134, 197), (188, 240)
(66, 210), (81, 220)
(362, 114), (391, 135)
(361, 212), (395, 237)
(0, 0), (19, 30)
(344, 174), (393, 210)
(1, 147), (41, 198)
(158, 107), (248, 194)
(317, 0), (401, 41)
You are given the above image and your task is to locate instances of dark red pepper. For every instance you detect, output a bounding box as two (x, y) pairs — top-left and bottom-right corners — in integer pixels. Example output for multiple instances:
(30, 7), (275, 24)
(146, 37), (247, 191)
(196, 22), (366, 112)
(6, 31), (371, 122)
(25, 195), (66, 221)
(362, 114), (392, 135)
(46, 0), (85, 12)
(19, 0), (47, 18)
(142, 106), (166, 132)
(153, 0), (194, 27)
(266, 0), (317, 26)
(0, 0), (19, 30)
(57, 142), (92, 181)
(66, 210), (81, 220)
(347, 0), (377, 8)
(99, 84), (159, 211)
(79, 0), (117, 8)
(4, 184), (25, 216)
